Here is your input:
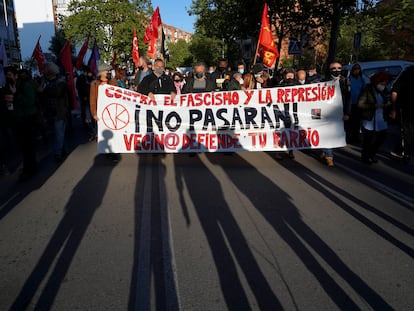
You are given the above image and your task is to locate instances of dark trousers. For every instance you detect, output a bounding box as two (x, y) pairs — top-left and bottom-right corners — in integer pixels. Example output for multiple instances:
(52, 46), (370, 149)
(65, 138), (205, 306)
(361, 127), (387, 160)
(14, 114), (38, 173)
(346, 105), (361, 143)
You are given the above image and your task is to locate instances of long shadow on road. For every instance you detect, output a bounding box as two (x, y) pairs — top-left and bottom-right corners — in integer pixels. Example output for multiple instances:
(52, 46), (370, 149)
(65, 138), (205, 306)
(206, 152), (393, 310)
(173, 153), (281, 310)
(10, 154), (118, 310)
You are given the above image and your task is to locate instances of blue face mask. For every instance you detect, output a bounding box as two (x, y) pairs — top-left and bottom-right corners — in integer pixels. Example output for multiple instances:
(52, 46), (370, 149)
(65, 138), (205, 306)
(238, 69), (244, 74)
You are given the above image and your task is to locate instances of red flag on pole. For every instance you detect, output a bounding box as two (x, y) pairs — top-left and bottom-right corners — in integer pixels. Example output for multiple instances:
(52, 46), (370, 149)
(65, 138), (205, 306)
(75, 34), (90, 70)
(32, 37), (46, 73)
(147, 37), (156, 59)
(59, 40), (77, 109)
(132, 28), (140, 67)
(257, 3), (278, 68)
(144, 7), (162, 44)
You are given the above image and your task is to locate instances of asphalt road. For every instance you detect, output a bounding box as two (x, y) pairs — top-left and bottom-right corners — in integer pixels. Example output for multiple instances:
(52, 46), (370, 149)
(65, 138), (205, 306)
(0, 121), (413, 311)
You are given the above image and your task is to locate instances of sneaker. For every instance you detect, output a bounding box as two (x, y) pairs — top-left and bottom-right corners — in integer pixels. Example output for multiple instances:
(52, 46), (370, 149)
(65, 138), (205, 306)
(326, 157), (334, 167)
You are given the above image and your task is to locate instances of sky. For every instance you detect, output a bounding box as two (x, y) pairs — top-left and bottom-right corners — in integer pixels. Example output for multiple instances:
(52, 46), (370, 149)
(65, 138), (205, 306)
(151, 0), (196, 33)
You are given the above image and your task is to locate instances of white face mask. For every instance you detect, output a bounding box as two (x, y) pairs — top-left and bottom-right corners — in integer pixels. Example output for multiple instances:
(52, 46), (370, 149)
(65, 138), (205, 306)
(238, 69), (244, 74)
(376, 84), (386, 92)
(239, 78), (244, 85)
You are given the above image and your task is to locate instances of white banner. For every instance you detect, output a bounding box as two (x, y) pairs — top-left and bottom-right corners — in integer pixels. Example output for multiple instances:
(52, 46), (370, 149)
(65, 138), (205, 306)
(97, 81), (346, 153)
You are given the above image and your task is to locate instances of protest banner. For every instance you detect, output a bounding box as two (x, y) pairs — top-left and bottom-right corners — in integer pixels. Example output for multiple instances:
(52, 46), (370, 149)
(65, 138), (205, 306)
(96, 81), (346, 153)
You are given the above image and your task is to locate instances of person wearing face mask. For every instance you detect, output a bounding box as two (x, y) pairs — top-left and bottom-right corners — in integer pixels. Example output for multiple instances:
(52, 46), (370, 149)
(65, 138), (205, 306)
(319, 61), (350, 167)
(306, 64), (321, 84)
(182, 62), (215, 94)
(358, 72), (392, 164)
(209, 59), (229, 91)
(133, 56), (152, 91)
(137, 58), (176, 100)
(279, 68), (297, 86)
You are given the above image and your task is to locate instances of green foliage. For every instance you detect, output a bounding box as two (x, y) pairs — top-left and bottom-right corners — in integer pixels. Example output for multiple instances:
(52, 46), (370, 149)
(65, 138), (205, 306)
(49, 29), (68, 58)
(188, 35), (225, 66)
(62, 0), (152, 63)
(167, 39), (193, 68)
(378, 0), (414, 59)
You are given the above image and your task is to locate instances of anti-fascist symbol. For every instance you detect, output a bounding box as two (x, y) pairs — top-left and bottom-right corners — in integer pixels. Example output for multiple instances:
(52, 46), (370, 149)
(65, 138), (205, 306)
(102, 103), (130, 131)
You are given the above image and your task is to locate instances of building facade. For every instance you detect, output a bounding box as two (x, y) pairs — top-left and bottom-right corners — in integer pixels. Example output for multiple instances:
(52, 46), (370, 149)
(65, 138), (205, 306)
(0, 0), (21, 64)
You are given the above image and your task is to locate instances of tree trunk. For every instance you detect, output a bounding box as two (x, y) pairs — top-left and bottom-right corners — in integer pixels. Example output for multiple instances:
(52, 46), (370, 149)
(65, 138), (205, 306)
(325, 2), (341, 76)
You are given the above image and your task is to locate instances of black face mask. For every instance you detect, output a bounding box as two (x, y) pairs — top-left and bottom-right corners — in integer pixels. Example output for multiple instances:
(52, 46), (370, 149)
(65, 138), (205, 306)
(6, 77), (14, 85)
(106, 72), (112, 80)
(218, 66), (226, 72)
(195, 72), (204, 79)
(331, 71), (341, 78)
(138, 66), (144, 71)
(285, 78), (295, 85)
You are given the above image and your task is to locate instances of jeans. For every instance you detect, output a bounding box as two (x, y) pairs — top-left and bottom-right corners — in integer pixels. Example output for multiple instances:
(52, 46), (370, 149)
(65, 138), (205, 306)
(323, 148), (333, 158)
(49, 117), (67, 156)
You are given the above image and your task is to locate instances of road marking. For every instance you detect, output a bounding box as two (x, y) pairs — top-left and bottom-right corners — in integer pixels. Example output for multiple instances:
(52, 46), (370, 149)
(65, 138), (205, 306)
(135, 163), (152, 311)
(0, 192), (20, 212)
(158, 158), (181, 311)
(336, 162), (414, 203)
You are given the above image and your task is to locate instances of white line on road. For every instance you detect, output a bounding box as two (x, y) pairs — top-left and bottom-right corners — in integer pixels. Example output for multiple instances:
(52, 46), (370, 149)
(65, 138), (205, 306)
(135, 163), (152, 311)
(336, 162), (414, 203)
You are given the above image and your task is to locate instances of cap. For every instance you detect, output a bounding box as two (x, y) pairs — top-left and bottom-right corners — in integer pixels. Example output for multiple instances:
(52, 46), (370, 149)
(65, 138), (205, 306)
(98, 63), (112, 73)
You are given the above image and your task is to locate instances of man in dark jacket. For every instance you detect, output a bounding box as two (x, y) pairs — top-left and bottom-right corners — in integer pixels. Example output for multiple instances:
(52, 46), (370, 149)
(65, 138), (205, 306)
(137, 58), (176, 99)
(13, 68), (38, 180)
(182, 62), (215, 94)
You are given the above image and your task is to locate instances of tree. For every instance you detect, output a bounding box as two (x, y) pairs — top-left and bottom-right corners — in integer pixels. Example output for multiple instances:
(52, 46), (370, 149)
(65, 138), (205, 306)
(379, 0), (414, 59)
(188, 34), (224, 66)
(167, 39), (193, 68)
(62, 0), (152, 63)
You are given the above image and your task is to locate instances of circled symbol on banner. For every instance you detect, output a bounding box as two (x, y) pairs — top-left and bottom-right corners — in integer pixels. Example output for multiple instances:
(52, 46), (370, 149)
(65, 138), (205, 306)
(102, 103), (130, 131)
(164, 133), (180, 150)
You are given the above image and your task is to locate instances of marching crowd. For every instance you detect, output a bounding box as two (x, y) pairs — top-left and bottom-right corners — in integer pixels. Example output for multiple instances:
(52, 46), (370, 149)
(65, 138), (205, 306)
(0, 55), (413, 181)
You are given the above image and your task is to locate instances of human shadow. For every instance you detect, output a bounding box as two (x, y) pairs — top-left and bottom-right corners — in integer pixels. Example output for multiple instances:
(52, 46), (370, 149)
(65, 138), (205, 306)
(129, 151), (179, 310)
(275, 157), (414, 258)
(173, 152), (282, 310)
(206, 153), (393, 310)
(0, 114), (94, 221)
(10, 154), (118, 310)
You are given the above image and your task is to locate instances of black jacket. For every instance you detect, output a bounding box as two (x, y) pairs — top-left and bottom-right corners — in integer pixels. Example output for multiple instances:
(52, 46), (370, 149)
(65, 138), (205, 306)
(137, 73), (176, 95)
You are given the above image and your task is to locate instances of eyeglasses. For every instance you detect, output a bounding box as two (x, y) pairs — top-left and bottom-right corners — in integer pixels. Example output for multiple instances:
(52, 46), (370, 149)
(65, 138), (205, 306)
(330, 67), (342, 70)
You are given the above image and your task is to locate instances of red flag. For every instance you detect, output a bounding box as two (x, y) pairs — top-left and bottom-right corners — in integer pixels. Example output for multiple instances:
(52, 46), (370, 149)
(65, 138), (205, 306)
(144, 7), (162, 44)
(132, 28), (140, 67)
(147, 37), (156, 59)
(75, 34), (90, 70)
(257, 3), (278, 68)
(31, 37), (46, 73)
(59, 40), (77, 109)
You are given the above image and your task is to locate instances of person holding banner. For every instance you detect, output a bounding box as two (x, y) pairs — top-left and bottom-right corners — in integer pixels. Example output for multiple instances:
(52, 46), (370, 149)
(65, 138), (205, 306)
(182, 62), (215, 94)
(137, 58), (176, 100)
(320, 62), (350, 167)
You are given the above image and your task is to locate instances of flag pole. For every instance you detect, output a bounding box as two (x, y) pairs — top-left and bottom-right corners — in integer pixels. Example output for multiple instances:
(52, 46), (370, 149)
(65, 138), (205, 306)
(253, 36), (260, 65)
